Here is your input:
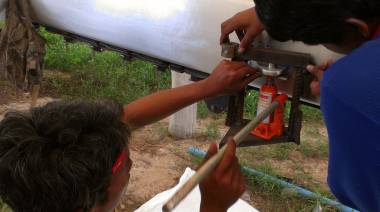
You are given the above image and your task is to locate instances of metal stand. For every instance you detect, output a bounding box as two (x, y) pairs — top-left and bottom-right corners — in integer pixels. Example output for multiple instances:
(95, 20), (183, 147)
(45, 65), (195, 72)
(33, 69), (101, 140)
(220, 67), (305, 148)
(219, 42), (312, 148)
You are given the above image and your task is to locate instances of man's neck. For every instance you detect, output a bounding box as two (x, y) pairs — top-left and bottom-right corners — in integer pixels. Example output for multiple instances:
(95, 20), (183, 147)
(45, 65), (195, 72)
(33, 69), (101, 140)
(369, 19), (380, 39)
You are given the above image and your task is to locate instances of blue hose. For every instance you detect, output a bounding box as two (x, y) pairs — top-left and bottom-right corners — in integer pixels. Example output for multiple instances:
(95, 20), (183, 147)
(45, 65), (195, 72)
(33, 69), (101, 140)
(188, 146), (359, 212)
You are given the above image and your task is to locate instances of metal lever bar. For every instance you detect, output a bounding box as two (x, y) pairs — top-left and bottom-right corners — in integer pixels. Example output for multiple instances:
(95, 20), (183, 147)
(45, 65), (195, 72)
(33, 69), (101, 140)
(162, 96), (286, 211)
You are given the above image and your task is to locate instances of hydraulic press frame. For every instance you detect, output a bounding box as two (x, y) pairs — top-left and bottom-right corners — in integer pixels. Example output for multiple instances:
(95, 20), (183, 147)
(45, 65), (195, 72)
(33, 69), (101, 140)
(219, 43), (313, 147)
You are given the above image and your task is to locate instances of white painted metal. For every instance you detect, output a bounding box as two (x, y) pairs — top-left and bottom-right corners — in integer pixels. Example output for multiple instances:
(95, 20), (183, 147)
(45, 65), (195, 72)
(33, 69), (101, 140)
(29, 0), (342, 69)
(0, 0), (344, 105)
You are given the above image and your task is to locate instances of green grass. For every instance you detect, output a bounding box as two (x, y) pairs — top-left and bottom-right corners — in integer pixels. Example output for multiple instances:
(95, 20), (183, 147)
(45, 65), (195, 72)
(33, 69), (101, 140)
(301, 105), (323, 122)
(40, 28), (171, 104)
(236, 122), (328, 160)
(244, 90), (260, 118)
(244, 90), (323, 122)
(242, 161), (337, 212)
(298, 122), (329, 158)
(298, 141), (328, 159)
(269, 143), (297, 160)
(197, 101), (209, 119)
(234, 116), (332, 211)
(191, 154), (336, 212)
(203, 121), (220, 140)
(237, 142), (297, 161)
(41, 28), (93, 71)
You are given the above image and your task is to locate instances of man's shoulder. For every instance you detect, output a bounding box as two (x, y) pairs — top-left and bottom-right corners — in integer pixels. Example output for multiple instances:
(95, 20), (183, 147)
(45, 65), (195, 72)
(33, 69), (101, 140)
(323, 37), (380, 88)
(321, 38), (380, 125)
(343, 37), (380, 62)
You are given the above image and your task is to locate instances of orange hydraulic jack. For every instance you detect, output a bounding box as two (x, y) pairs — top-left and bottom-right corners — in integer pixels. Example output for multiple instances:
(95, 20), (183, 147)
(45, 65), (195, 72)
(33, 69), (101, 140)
(252, 77), (288, 140)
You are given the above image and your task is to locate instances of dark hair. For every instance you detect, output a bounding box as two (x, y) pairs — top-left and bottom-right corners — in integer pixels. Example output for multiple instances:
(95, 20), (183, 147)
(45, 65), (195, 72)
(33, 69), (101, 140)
(0, 100), (130, 212)
(254, 0), (380, 44)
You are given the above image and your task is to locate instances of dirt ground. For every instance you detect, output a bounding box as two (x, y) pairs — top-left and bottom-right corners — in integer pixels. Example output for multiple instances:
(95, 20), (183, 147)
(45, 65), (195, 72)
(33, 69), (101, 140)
(0, 89), (331, 212)
(120, 123), (210, 211)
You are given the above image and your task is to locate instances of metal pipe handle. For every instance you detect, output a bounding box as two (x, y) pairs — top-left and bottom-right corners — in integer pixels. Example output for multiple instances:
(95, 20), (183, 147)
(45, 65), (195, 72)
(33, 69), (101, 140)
(162, 100), (281, 211)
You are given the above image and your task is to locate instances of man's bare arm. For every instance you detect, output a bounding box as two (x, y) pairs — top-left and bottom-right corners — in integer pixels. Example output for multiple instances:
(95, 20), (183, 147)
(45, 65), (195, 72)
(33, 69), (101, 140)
(122, 60), (259, 130)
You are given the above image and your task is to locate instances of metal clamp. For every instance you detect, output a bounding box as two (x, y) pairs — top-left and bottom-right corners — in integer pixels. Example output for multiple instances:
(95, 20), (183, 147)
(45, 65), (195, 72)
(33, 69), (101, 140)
(247, 61), (284, 77)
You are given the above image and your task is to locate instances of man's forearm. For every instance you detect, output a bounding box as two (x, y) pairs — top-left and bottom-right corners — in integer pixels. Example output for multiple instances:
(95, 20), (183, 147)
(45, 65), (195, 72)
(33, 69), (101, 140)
(122, 79), (213, 130)
(122, 59), (258, 129)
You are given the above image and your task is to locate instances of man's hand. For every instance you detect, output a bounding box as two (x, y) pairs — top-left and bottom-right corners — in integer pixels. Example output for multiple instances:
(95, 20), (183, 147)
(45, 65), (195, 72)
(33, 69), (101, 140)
(220, 7), (264, 53)
(307, 60), (334, 96)
(199, 139), (245, 212)
(203, 60), (260, 96)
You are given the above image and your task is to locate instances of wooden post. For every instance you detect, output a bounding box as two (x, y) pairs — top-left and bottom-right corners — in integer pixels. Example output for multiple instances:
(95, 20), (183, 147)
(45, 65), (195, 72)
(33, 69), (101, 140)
(169, 71), (197, 139)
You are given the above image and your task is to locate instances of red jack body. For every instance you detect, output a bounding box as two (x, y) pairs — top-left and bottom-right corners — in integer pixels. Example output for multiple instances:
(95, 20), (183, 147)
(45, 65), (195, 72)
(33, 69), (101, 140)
(252, 77), (288, 140)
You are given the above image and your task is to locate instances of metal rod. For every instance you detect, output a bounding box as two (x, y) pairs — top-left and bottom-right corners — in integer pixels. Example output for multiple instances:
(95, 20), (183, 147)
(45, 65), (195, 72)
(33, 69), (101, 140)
(162, 100), (280, 212)
(187, 147), (359, 212)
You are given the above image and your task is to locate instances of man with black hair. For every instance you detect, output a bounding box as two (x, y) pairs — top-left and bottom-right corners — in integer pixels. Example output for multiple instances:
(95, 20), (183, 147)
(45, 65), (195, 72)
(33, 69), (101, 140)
(221, 1), (380, 211)
(0, 60), (258, 212)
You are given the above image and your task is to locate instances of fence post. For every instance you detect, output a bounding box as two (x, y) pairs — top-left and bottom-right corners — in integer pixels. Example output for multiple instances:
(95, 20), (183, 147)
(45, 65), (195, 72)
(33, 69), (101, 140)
(169, 71), (197, 139)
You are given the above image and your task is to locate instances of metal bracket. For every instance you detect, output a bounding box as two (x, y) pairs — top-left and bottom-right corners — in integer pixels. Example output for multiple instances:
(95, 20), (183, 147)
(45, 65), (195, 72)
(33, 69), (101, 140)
(220, 43), (310, 148)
